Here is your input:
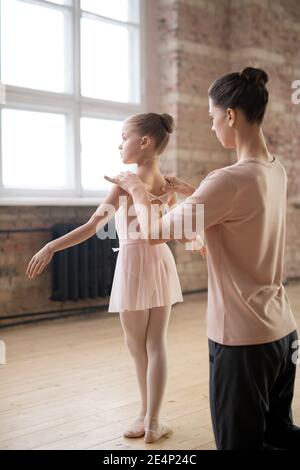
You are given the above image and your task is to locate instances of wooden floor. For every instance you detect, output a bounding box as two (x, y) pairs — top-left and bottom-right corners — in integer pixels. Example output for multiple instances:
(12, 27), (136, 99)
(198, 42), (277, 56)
(0, 283), (299, 450)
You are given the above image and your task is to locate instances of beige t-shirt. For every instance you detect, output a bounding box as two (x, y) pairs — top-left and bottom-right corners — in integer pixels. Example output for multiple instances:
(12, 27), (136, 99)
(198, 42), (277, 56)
(163, 155), (297, 345)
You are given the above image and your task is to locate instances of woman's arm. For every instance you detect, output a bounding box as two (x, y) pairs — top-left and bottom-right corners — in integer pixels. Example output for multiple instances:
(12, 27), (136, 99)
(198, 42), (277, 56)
(26, 185), (129, 279)
(166, 193), (186, 246)
(151, 192), (206, 256)
(167, 193), (187, 246)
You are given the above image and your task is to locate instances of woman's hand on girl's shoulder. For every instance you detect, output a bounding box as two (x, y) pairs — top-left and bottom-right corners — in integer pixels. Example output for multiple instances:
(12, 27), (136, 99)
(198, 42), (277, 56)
(160, 176), (196, 196)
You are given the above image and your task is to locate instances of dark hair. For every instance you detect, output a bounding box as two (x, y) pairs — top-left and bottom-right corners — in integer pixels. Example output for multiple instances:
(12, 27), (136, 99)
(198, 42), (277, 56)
(126, 112), (174, 155)
(208, 67), (269, 123)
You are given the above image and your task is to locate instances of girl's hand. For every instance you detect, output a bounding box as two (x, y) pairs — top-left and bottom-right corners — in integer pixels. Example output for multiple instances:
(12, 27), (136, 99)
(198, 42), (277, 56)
(104, 172), (151, 193)
(26, 244), (54, 279)
(186, 234), (206, 258)
(193, 245), (206, 258)
(160, 176), (195, 196)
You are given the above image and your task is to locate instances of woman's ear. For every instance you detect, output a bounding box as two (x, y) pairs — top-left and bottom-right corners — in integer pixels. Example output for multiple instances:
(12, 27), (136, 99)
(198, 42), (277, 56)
(226, 108), (235, 127)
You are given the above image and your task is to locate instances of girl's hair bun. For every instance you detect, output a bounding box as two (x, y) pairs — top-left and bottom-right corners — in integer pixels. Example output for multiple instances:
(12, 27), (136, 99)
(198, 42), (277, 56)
(160, 113), (174, 134)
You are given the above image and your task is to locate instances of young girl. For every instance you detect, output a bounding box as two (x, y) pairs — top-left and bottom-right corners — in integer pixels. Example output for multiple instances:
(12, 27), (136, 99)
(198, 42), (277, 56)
(26, 112), (196, 444)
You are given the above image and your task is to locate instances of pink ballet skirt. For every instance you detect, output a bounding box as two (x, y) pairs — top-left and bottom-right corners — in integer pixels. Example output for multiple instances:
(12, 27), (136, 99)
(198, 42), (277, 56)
(108, 190), (183, 313)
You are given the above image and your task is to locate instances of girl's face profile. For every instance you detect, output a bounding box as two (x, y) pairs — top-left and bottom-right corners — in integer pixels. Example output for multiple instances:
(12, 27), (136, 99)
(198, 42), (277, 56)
(118, 122), (144, 165)
(208, 98), (236, 149)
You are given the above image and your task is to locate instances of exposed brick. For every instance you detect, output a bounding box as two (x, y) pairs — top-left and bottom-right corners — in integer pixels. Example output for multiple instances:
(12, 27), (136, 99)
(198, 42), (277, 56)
(157, 0), (300, 294)
(0, 0), (299, 320)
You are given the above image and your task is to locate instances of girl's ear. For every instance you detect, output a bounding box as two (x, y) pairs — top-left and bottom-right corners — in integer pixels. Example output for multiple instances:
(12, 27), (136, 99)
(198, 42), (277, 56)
(226, 108), (235, 127)
(141, 136), (151, 148)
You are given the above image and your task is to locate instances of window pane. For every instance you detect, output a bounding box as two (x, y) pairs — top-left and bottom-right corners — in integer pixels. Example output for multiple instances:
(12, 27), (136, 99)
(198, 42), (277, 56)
(81, 0), (139, 23)
(81, 18), (139, 103)
(2, 109), (67, 189)
(1, 0), (66, 92)
(50, 0), (72, 4)
(81, 117), (136, 191)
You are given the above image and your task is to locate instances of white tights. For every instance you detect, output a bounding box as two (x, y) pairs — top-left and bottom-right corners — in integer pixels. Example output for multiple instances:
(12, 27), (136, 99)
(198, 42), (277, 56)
(119, 305), (171, 426)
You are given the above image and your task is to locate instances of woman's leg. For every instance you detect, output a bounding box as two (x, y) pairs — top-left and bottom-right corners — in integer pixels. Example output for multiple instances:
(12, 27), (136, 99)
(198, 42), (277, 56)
(119, 308), (150, 438)
(265, 330), (300, 449)
(144, 305), (172, 443)
(208, 334), (298, 450)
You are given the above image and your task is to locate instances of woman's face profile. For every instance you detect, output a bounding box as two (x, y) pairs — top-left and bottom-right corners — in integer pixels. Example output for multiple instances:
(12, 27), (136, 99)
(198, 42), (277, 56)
(208, 98), (236, 150)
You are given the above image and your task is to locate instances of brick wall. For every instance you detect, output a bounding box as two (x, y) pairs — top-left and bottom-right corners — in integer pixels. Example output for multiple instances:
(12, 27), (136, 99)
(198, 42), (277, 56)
(0, 206), (110, 324)
(228, 0), (300, 281)
(0, 0), (299, 322)
(157, 0), (300, 291)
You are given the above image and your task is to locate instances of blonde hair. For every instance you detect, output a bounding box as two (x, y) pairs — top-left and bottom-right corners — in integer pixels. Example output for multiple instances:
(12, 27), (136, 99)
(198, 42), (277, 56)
(126, 112), (174, 155)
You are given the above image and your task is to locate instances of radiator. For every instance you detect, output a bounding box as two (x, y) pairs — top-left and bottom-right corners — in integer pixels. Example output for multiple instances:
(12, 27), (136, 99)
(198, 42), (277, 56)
(50, 223), (119, 301)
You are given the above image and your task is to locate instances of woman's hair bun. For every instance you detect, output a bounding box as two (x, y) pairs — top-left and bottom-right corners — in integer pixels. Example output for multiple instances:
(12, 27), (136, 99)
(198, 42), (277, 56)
(160, 113), (174, 134)
(241, 67), (269, 86)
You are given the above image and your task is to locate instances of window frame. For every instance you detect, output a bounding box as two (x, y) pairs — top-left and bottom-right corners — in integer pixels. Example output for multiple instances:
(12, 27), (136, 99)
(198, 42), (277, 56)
(0, 0), (158, 205)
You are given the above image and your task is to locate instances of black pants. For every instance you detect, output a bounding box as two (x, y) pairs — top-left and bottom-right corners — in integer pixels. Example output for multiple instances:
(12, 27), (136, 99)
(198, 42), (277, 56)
(209, 329), (300, 450)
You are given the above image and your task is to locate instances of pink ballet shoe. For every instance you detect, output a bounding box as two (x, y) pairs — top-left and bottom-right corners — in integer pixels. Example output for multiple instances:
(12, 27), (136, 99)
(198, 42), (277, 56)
(123, 416), (145, 438)
(144, 422), (172, 444)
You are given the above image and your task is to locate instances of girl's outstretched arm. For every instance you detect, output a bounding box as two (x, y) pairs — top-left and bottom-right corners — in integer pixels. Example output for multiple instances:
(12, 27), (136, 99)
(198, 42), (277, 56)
(26, 185), (129, 279)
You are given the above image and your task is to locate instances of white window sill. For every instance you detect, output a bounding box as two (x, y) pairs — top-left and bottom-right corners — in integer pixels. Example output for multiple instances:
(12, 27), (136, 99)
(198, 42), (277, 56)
(1, 197), (299, 208)
(0, 197), (103, 206)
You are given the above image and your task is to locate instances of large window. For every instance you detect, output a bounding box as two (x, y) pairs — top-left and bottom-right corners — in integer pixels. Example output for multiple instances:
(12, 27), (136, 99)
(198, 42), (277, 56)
(0, 0), (143, 199)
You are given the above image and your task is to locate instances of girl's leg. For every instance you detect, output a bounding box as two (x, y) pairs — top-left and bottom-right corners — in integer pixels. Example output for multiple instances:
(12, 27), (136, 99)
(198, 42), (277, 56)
(119, 308), (150, 438)
(144, 305), (172, 443)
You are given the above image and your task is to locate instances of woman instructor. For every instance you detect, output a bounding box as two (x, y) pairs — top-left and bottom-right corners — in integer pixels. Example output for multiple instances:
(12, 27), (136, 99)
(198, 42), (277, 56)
(105, 67), (299, 450)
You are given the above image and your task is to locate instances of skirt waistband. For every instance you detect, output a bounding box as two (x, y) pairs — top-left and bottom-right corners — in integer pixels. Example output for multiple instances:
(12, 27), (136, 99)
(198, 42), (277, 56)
(120, 239), (149, 245)
(112, 239), (149, 252)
